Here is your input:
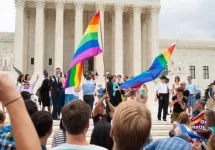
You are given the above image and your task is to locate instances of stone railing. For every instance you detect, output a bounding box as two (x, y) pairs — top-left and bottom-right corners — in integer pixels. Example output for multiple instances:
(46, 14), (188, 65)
(27, 0), (160, 5)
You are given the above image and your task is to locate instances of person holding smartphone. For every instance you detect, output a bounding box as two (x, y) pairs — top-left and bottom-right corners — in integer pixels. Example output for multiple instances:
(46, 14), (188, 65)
(170, 87), (187, 123)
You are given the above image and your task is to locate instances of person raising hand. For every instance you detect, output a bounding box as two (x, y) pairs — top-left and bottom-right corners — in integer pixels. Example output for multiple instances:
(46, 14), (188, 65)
(0, 73), (41, 150)
(92, 93), (115, 125)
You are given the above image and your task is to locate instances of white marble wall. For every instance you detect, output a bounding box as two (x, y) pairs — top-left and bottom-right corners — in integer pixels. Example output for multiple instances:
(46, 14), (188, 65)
(160, 39), (215, 90)
(0, 33), (14, 52)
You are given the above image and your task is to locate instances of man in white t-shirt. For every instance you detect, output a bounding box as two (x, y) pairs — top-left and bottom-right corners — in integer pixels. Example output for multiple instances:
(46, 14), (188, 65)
(155, 76), (171, 121)
(52, 100), (107, 150)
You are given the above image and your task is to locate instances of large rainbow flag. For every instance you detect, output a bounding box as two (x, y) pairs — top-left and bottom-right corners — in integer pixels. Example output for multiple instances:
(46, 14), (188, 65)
(120, 43), (176, 89)
(65, 11), (102, 88)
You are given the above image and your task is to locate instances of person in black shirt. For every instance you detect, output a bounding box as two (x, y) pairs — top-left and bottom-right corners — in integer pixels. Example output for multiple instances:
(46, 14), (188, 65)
(92, 93), (115, 125)
(179, 82), (190, 100)
(170, 87), (187, 123)
(106, 75), (116, 113)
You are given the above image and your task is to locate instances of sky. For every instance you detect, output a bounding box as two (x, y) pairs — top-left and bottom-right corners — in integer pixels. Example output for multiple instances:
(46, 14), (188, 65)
(0, 0), (214, 40)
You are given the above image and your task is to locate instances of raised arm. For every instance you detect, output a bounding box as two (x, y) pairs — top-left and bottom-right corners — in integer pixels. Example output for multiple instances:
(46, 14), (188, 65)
(92, 94), (108, 117)
(105, 95), (115, 113)
(30, 78), (38, 90)
(0, 73), (41, 150)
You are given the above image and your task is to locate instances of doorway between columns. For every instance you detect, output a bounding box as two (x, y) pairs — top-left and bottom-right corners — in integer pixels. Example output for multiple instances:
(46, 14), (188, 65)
(83, 58), (94, 74)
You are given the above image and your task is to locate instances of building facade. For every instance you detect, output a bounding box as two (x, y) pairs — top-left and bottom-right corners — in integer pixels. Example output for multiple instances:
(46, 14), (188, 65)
(1, 32), (215, 90)
(14, 0), (160, 78)
(1, 0), (215, 90)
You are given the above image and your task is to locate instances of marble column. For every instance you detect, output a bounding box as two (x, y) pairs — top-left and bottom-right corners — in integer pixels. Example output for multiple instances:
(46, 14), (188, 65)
(141, 14), (148, 71)
(110, 11), (115, 74)
(33, 0), (45, 76)
(147, 7), (160, 65)
(14, 0), (25, 72)
(151, 7), (160, 60)
(74, 2), (84, 51)
(126, 11), (133, 75)
(133, 6), (142, 75)
(23, 8), (29, 73)
(114, 4), (124, 75)
(145, 10), (152, 67)
(55, 1), (65, 70)
(95, 4), (105, 77)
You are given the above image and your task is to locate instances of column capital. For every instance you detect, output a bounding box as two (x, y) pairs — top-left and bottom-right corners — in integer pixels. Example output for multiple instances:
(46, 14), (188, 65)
(95, 3), (106, 11)
(133, 5), (142, 14)
(141, 13), (149, 23)
(114, 4), (124, 12)
(24, 7), (29, 18)
(150, 7), (160, 14)
(74, 1), (85, 10)
(123, 13), (129, 23)
(34, 0), (45, 9)
(44, 9), (48, 18)
(127, 9), (133, 17)
(15, 0), (26, 8)
(108, 11), (114, 23)
(124, 11), (132, 23)
(55, 0), (65, 11)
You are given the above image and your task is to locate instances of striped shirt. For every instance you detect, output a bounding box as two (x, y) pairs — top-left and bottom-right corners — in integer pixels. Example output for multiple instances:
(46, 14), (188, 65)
(52, 129), (67, 148)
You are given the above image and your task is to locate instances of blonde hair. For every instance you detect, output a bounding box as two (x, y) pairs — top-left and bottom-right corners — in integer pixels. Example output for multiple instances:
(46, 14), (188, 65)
(177, 112), (190, 126)
(112, 101), (151, 150)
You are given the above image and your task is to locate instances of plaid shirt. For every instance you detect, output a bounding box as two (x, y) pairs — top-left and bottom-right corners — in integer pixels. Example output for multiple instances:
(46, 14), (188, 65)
(145, 136), (191, 150)
(0, 125), (12, 135)
(0, 132), (16, 150)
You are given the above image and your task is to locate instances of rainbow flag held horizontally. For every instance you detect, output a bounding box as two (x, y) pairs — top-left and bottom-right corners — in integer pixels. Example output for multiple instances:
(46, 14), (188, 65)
(120, 43), (176, 89)
(65, 11), (102, 88)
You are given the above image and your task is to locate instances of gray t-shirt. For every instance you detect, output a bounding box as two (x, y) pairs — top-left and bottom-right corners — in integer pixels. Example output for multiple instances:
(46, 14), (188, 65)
(51, 143), (108, 150)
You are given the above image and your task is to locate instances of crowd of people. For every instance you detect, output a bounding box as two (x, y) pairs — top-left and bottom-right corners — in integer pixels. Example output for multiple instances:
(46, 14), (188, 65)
(0, 68), (215, 150)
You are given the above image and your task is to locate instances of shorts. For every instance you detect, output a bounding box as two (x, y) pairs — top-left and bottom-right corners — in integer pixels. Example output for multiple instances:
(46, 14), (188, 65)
(187, 94), (195, 107)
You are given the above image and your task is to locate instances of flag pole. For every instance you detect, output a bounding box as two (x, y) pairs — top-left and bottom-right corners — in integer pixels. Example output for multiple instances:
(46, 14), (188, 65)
(99, 10), (108, 93)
